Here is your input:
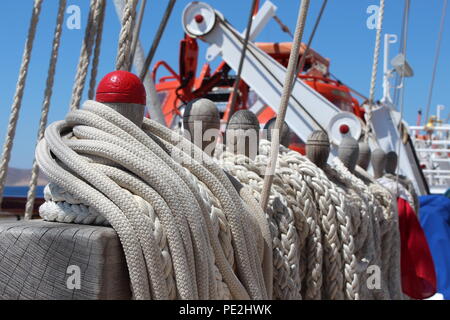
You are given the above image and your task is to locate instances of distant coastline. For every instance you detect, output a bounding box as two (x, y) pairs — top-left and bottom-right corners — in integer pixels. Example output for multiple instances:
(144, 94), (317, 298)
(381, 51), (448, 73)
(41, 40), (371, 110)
(5, 167), (48, 187)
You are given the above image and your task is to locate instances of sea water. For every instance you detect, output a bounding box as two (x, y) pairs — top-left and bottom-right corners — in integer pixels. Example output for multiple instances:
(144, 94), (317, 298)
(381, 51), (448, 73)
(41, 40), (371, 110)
(3, 186), (45, 198)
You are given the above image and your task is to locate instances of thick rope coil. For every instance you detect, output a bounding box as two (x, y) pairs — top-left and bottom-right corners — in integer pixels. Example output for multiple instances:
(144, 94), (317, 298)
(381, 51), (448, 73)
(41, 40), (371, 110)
(187, 169), (235, 271)
(354, 166), (402, 300)
(70, 0), (105, 110)
(40, 183), (108, 225)
(0, 0), (43, 206)
(25, 0), (67, 220)
(38, 100), (271, 300)
(377, 174), (411, 300)
(116, 0), (139, 71)
(257, 143), (323, 299)
(143, 121), (269, 299)
(217, 150), (302, 300)
(331, 159), (385, 299)
(260, 140), (345, 300)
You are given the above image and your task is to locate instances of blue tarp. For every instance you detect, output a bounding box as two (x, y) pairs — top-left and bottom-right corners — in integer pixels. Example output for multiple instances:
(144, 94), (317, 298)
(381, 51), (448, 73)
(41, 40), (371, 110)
(419, 195), (450, 299)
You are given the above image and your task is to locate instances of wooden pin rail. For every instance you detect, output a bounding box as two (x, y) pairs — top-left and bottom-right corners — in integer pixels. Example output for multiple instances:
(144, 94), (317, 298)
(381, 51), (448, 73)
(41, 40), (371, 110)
(0, 221), (131, 300)
(0, 197), (44, 219)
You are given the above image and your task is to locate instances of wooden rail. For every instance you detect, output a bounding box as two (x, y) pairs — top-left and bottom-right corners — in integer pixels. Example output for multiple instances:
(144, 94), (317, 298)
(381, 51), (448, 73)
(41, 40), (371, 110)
(0, 197), (44, 218)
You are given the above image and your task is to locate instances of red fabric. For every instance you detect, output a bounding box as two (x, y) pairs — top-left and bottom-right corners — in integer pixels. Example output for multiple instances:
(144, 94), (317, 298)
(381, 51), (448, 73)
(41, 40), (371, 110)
(397, 197), (437, 299)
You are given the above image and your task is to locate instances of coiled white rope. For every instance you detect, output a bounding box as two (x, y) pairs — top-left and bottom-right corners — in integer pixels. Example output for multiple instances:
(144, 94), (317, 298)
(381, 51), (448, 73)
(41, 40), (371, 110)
(0, 0), (43, 207)
(260, 140), (347, 300)
(36, 103), (404, 300)
(37, 100), (268, 300)
(216, 149), (303, 300)
(330, 159), (382, 299)
(354, 166), (403, 299)
(25, 0), (67, 220)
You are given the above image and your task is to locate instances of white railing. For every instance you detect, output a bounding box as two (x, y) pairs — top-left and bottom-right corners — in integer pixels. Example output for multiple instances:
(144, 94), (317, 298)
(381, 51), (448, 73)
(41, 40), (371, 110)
(409, 124), (450, 193)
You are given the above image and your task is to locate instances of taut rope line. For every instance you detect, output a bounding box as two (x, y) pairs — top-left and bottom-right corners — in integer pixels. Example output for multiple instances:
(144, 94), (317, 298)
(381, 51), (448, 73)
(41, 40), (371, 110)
(260, 0), (310, 211)
(116, 0), (139, 71)
(25, 0), (67, 220)
(0, 0), (43, 207)
(70, 0), (105, 110)
(364, 0), (385, 143)
(88, 0), (107, 100)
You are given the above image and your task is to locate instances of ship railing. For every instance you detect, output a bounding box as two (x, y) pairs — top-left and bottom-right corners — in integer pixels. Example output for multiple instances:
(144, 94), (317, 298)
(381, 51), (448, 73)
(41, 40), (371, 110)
(408, 125), (450, 192)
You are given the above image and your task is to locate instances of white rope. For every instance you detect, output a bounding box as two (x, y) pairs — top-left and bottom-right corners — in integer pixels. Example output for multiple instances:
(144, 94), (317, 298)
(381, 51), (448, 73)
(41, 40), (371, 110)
(275, 152), (346, 299)
(260, 0), (310, 210)
(88, 0), (106, 100)
(37, 100), (268, 300)
(116, 0), (138, 71)
(216, 149), (303, 300)
(24, 0), (67, 220)
(0, 0), (43, 207)
(330, 159), (383, 299)
(70, 0), (105, 110)
(36, 103), (406, 299)
(259, 141), (348, 299)
(364, 0), (385, 142)
(354, 166), (403, 299)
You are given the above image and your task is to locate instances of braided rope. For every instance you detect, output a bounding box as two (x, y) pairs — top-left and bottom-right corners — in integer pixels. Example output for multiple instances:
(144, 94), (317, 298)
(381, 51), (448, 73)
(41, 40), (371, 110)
(88, 0), (106, 100)
(217, 150), (302, 300)
(331, 159), (383, 299)
(70, 0), (104, 110)
(0, 0), (43, 206)
(354, 166), (400, 299)
(38, 100), (268, 300)
(364, 0), (385, 142)
(116, 0), (138, 71)
(260, 140), (346, 300)
(24, 0), (67, 220)
(256, 144), (323, 299)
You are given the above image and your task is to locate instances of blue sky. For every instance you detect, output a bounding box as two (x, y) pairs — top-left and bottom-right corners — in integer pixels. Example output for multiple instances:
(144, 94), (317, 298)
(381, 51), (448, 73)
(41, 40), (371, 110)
(0, 0), (448, 169)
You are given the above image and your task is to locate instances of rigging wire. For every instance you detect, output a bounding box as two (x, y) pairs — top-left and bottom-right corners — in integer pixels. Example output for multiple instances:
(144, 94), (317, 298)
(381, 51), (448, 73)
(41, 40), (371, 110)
(24, 0), (68, 220)
(88, 0), (107, 100)
(293, 0), (328, 87)
(424, 0), (448, 123)
(129, 0), (148, 71)
(273, 15), (294, 38)
(260, 0), (311, 211)
(0, 0), (43, 207)
(139, 0), (176, 81)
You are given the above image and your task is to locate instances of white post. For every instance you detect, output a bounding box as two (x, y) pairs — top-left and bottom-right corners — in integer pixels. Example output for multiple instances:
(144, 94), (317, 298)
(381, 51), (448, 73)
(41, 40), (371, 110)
(381, 33), (397, 105)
